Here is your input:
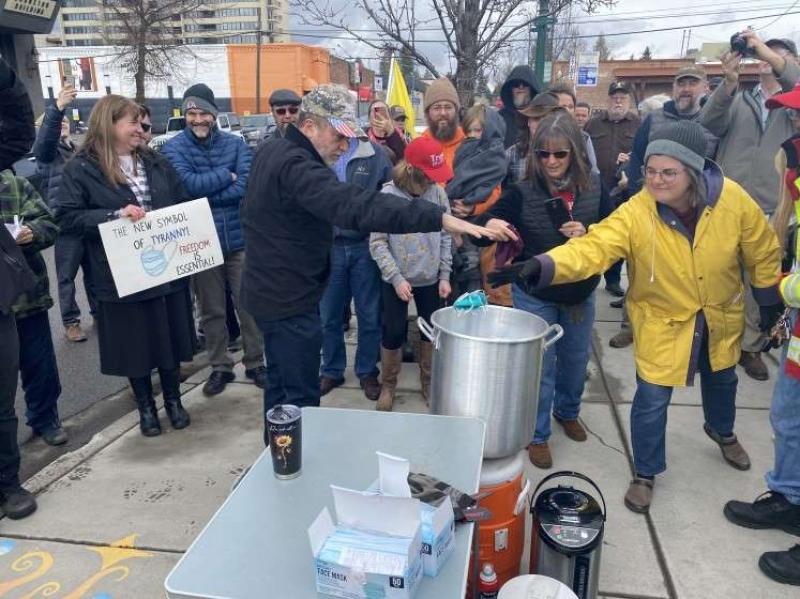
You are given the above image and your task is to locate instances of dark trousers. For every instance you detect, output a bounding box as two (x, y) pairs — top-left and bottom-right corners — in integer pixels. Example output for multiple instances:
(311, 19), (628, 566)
(604, 259), (623, 286)
(381, 282), (441, 350)
(256, 311), (322, 413)
(55, 233), (96, 325)
(17, 311), (62, 434)
(0, 312), (21, 490)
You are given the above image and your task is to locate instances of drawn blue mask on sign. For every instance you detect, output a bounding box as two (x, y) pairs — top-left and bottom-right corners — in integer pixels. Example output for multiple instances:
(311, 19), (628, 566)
(140, 242), (177, 276)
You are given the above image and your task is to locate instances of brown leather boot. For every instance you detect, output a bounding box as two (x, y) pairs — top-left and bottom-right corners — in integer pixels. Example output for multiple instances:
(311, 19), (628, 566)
(738, 351), (769, 381)
(419, 341), (433, 405)
(609, 328), (633, 348)
(377, 347), (402, 412)
(527, 442), (552, 469)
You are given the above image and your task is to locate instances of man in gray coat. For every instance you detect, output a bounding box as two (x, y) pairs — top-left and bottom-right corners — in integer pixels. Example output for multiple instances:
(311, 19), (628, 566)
(700, 30), (800, 381)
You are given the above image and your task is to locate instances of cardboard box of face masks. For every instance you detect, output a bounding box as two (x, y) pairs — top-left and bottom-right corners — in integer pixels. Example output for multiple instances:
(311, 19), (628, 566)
(308, 485), (424, 599)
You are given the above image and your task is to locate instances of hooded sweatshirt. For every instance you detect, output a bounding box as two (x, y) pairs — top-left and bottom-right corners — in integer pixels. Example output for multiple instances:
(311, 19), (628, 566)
(499, 66), (542, 149)
(446, 108), (508, 207)
(369, 181), (453, 287)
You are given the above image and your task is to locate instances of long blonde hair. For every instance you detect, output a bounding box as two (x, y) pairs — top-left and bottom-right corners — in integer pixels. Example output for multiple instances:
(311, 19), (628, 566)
(773, 149), (794, 255)
(82, 94), (141, 187)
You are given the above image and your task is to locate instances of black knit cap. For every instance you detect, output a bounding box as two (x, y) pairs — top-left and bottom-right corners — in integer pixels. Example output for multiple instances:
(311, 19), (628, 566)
(645, 120), (707, 173)
(182, 83), (218, 117)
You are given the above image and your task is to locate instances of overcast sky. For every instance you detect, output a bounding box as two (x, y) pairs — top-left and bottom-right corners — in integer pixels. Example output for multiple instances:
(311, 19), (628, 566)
(289, 0), (800, 81)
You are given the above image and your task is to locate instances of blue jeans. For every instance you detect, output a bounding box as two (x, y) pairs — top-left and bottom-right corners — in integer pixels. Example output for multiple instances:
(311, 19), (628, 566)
(631, 333), (737, 476)
(766, 310), (800, 505)
(17, 311), (62, 433)
(256, 311), (323, 413)
(319, 241), (381, 380)
(512, 285), (595, 444)
(55, 233), (96, 326)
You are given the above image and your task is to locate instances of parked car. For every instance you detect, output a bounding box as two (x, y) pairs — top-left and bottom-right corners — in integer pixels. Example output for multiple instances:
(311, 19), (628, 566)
(240, 113), (276, 148)
(149, 116), (186, 151)
(217, 112), (244, 138)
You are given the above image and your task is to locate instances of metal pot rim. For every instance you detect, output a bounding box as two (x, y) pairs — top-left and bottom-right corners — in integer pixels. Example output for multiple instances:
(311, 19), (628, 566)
(429, 305), (551, 344)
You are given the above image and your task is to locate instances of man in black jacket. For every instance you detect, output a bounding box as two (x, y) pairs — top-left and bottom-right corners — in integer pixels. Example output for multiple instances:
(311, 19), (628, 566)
(498, 66), (542, 148)
(241, 84), (493, 415)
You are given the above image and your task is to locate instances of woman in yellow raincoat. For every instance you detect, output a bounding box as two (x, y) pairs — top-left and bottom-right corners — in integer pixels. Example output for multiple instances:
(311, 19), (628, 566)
(487, 120), (783, 514)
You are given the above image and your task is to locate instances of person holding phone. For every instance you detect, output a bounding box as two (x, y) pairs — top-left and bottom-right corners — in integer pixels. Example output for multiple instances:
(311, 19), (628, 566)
(366, 100), (407, 164)
(474, 111), (611, 470)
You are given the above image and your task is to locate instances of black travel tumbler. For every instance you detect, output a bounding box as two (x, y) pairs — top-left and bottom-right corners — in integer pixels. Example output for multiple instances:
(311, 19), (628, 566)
(265, 404), (302, 479)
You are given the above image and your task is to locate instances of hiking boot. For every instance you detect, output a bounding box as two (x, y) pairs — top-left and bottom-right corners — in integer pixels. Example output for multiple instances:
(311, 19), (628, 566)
(419, 341), (433, 405)
(606, 283), (625, 297)
(624, 477), (654, 514)
(245, 366), (267, 389)
(164, 396), (191, 430)
(377, 347), (402, 411)
(0, 486), (37, 520)
(319, 375), (345, 396)
(610, 328), (634, 348)
(724, 492), (800, 535)
(704, 424), (751, 470)
(360, 375), (381, 402)
(203, 371), (235, 396)
(39, 426), (68, 446)
(527, 443), (552, 469)
(64, 323), (87, 342)
(739, 351), (769, 381)
(554, 416), (587, 442)
(759, 545), (800, 586)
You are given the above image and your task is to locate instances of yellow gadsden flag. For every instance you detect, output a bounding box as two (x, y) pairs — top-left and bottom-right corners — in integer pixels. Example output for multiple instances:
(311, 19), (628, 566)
(386, 57), (416, 139)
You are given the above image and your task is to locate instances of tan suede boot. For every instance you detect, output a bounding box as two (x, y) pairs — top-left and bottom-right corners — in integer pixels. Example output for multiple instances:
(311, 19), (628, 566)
(419, 341), (433, 406)
(377, 347), (402, 411)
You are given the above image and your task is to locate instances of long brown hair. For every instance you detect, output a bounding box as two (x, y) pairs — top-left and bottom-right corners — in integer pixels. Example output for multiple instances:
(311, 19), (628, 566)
(526, 111), (591, 193)
(82, 94), (141, 187)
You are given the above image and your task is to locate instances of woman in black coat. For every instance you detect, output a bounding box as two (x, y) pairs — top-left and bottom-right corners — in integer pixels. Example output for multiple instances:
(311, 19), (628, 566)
(57, 95), (194, 437)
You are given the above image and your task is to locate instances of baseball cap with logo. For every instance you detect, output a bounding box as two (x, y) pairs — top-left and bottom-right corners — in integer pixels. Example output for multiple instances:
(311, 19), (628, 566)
(608, 81), (630, 96)
(674, 65), (706, 82)
(404, 137), (454, 183)
(301, 84), (366, 138)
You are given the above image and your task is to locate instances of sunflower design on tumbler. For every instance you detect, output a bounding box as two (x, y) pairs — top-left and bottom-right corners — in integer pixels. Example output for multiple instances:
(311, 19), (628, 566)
(274, 434), (293, 468)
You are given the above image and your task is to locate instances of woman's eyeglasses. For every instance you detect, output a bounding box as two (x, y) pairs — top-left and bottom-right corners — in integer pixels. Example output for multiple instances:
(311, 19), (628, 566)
(141, 122), (152, 133)
(535, 149), (570, 160)
(275, 106), (299, 116)
(642, 166), (684, 183)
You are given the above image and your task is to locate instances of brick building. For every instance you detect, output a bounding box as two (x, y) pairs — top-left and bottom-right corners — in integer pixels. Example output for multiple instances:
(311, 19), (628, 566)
(550, 58), (760, 111)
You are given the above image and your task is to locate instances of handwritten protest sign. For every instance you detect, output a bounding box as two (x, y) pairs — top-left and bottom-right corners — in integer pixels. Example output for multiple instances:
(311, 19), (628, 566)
(98, 198), (223, 298)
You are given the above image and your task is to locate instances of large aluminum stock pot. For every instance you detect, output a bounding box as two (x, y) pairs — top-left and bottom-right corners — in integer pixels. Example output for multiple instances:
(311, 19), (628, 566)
(418, 306), (563, 459)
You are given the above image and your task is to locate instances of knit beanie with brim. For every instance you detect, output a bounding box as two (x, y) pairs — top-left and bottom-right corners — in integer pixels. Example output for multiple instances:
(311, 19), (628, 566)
(644, 120), (706, 173)
(182, 83), (218, 117)
(424, 78), (460, 112)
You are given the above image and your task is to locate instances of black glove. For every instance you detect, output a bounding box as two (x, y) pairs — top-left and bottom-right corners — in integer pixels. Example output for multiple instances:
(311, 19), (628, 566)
(759, 302), (784, 334)
(487, 258), (542, 289)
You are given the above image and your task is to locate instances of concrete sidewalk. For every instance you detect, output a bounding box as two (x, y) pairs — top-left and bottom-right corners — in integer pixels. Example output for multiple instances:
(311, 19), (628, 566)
(0, 295), (791, 598)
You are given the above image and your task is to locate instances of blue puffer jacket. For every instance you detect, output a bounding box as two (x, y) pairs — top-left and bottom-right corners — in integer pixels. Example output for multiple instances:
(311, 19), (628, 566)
(33, 104), (77, 209)
(162, 126), (252, 254)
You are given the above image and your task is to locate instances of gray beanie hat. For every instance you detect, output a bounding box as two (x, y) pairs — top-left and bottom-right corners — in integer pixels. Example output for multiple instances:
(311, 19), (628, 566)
(182, 83), (218, 117)
(644, 120), (707, 173)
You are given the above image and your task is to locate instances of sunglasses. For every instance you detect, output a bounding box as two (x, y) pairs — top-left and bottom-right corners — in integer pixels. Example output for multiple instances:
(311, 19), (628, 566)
(394, 115), (407, 121)
(141, 122), (151, 133)
(275, 106), (299, 116)
(535, 149), (571, 160)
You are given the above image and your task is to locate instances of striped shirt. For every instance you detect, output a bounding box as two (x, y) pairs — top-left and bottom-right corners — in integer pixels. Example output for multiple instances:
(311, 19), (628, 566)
(119, 154), (152, 212)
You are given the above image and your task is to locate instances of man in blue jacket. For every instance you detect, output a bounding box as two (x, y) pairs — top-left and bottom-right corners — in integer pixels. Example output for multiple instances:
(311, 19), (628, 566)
(319, 137), (391, 401)
(162, 84), (265, 396)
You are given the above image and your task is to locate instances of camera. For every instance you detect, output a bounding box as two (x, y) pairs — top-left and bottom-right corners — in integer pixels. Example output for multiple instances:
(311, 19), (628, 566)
(730, 33), (756, 58)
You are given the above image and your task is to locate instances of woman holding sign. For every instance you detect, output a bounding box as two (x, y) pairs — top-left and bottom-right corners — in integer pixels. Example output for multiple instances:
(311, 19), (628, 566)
(57, 96), (195, 438)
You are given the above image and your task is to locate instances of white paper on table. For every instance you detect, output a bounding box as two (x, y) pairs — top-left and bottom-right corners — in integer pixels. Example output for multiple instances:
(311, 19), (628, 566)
(376, 452), (412, 498)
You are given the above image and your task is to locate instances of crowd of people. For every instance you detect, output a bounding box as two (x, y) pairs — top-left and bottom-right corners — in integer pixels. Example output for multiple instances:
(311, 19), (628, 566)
(1, 28), (799, 585)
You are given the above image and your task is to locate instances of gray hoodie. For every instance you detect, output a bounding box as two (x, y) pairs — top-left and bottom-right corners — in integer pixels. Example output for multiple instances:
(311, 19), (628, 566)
(369, 181), (452, 287)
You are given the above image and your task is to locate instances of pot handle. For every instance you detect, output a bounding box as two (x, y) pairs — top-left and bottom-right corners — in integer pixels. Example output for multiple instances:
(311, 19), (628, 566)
(542, 323), (564, 351)
(529, 470), (607, 522)
(417, 317), (439, 349)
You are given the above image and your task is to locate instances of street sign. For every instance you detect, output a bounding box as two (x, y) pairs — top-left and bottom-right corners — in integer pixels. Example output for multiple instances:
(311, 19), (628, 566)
(374, 76), (383, 91)
(577, 52), (599, 87)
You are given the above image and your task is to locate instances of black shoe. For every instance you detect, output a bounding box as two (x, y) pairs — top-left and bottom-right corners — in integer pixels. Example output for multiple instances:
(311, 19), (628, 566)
(245, 365), (267, 389)
(360, 375), (381, 401)
(320, 375), (345, 396)
(38, 427), (68, 446)
(136, 398), (162, 437)
(164, 396), (191, 429)
(724, 492), (800, 535)
(203, 371), (235, 396)
(760, 545), (800, 586)
(606, 283), (625, 297)
(0, 486), (37, 519)
(610, 298), (624, 309)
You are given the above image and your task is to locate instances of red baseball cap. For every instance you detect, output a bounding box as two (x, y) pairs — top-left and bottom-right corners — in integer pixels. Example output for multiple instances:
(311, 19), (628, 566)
(766, 82), (800, 110)
(404, 137), (454, 184)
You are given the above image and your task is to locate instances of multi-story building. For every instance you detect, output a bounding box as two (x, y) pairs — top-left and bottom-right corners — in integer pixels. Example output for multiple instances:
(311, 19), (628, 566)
(55, 0), (289, 47)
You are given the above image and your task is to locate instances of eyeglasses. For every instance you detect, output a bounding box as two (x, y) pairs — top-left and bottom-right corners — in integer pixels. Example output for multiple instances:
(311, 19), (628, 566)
(535, 149), (571, 160)
(642, 166), (685, 182)
(141, 122), (151, 133)
(394, 115), (407, 122)
(274, 106), (299, 116)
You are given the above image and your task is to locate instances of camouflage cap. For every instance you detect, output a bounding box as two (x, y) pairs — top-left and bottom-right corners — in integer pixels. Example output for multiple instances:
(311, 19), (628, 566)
(301, 84), (366, 138)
